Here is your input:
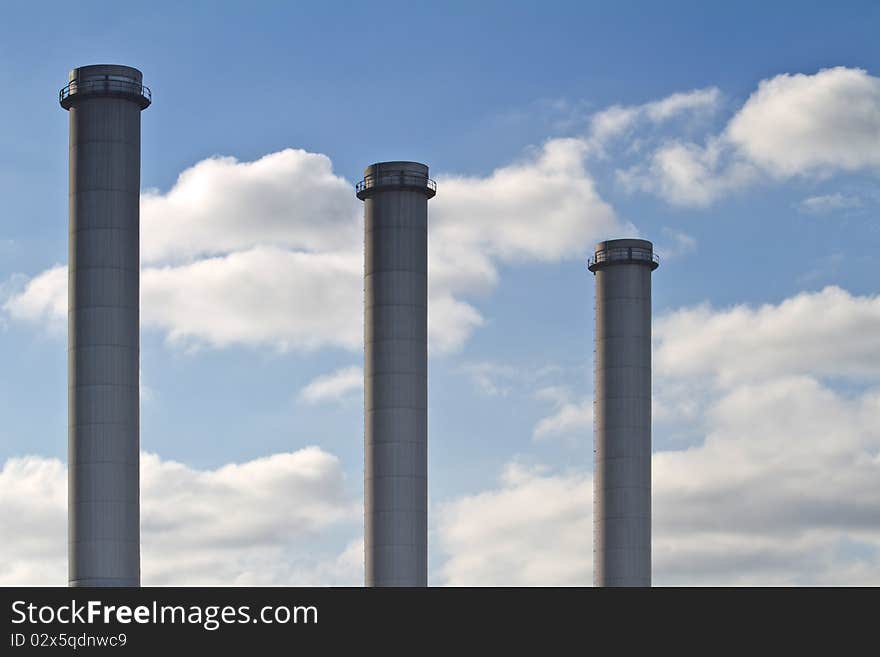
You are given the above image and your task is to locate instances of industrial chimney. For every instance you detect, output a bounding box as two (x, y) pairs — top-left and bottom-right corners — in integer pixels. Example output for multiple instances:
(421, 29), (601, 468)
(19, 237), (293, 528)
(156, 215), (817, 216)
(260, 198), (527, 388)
(588, 238), (659, 587)
(356, 162), (436, 587)
(61, 65), (150, 586)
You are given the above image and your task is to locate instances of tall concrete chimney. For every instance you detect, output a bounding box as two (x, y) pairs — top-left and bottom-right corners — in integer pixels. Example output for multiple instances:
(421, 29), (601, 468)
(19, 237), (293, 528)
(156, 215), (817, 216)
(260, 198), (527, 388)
(60, 65), (150, 587)
(356, 161), (436, 587)
(588, 238), (658, 587)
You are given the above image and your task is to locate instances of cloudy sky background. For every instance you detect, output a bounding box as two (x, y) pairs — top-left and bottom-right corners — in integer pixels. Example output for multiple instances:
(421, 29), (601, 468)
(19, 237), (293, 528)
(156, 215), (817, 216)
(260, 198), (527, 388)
(1, 1), (879, 585)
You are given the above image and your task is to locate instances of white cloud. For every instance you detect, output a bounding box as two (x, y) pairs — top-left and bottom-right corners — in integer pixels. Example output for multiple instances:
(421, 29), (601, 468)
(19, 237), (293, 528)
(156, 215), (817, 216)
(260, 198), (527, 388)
(532, 386), (593, 441)
(1, 253), (364, 352)
(652, 377), (707, 432)
(299, 366), (363, 404)
(652, 288), (880, 584)
(726, 67), (880, 176)
(588, 87), (720, 151)
(645, 88), (722, 122)
(427, 294), (486, 355)
(617, 136), (758, 206)
(653, 375), (880, 585)
(436, 462), (592, 586)
(432, 137), (622, 264)
(654, 286), (880, 386)
(0, 456), (67, 585)
(141, 149), (361, 263)
(0, 447), (361, 586)
(619, 67), (880, 206)
(142, 248), (362, 352)
(1, 265), (66, 330)
(798, 193), (863, 214)
(654, 287), (880, 584)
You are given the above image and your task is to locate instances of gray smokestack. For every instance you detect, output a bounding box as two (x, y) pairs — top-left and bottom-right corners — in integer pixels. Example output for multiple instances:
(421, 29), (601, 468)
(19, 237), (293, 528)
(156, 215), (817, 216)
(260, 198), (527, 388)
(357, 162), (435, 587)
(588, 238), (658, 587)
(61, 65), (150, 587)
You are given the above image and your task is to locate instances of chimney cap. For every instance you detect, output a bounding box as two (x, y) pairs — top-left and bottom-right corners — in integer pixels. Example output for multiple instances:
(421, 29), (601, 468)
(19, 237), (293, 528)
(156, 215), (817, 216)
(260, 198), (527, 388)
(60, 64), (150, 110)
(588, 238), (659, 272)
(356, 161), (436, 200)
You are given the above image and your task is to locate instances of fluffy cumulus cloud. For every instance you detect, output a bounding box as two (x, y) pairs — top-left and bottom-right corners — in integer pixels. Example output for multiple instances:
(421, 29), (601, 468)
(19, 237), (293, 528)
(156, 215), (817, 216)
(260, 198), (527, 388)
(0, 447), (361, 586)
(650, 288), (880, 584)
(299, 366), (363, 404)
(4, 140), (624, 354)
(653, 376), (880, 585)
(0, 456), (67, 585)
(619, 136), (758, 206)
(1, 265), (67, 330)
(618, 67), (880, 206)
(142, 248), (363, 352)
(436, 463), (593, 586)
(725, 68), (880, 176)
(432, 138), (619, 263)
(654, 286), (880, 385)
(2, 252), (363, 353)
(141, 149), (361, 262)
(437, 286), (880, 585)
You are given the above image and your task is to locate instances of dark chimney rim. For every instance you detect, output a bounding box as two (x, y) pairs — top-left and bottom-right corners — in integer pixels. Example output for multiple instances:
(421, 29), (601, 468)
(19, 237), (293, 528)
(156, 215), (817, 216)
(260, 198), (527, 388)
(588, 238), (659, 272)
(59, 64), (150, 110)
(356, 161), (436, 200)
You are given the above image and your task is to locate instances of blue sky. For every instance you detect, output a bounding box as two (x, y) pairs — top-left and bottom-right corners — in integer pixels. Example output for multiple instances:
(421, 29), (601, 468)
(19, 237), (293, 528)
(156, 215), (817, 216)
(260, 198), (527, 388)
(1, 1), (879, 585)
